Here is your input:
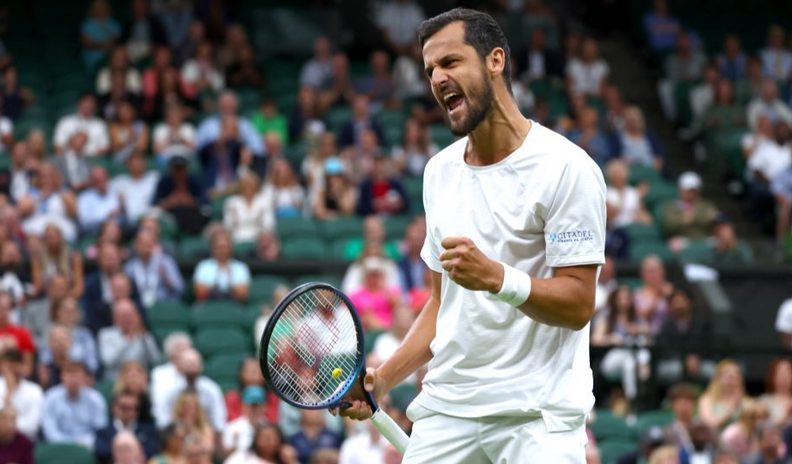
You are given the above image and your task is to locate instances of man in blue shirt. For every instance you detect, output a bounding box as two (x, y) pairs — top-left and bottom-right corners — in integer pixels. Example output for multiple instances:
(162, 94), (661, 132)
(195, 91), (264, 157)
(42, 361), (108, 448)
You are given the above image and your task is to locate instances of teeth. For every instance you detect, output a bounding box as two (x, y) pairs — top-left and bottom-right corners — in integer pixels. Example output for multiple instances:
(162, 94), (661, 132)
(443, 93), (459, 104)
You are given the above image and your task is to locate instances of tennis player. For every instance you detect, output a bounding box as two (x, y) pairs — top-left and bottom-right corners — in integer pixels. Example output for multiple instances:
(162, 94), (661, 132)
(337, 8), (606, 462)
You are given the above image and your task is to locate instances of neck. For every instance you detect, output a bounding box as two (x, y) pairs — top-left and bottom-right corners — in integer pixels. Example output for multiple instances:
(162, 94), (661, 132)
(466, 89), (531, 166)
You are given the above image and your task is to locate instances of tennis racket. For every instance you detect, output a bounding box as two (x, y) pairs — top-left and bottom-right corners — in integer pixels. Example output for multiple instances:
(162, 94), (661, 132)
(259, 282), (410, 454)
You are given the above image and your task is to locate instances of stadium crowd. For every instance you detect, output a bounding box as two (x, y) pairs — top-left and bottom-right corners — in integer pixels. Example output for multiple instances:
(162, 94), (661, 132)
(0, 0), (787, 463)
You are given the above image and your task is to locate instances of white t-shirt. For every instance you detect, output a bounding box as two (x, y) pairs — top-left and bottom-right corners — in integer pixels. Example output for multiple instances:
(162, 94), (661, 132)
(153, 123), (196, 158)
(0, 117), (13, 152)
(222, 416), (254, 455)
(223, 194), (276, 243)
(775, 298), (792, 335)
(53, 114), (110, 156)
(566, 59), (609, 96)
(109, 171), (160, 222)
(0, 377), (44, 440)
(417, 122), (606, 429)
(338, 431), (386, 464)
(743, 134), (792, 181)
(606, 185), (642, 228)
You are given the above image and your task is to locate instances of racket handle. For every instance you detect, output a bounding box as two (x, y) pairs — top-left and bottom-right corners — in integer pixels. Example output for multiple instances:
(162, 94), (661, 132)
(371, 408), (409, 454)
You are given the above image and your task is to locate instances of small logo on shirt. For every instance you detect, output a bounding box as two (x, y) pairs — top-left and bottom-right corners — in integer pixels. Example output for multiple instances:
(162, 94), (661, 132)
(548, 229), (594, 244)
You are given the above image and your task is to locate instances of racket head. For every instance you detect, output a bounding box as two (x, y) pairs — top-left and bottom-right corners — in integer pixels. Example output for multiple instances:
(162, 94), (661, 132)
(259, 282), (365, 410)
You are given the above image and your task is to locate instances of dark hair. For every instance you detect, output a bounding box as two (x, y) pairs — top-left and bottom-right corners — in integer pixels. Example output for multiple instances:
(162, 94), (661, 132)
(765, 358), (792, 394)
(417, 8), (512, 90)
(606, 285), (636, 334)
(252, 422), (284, 460)
(0, 348), (22, 363)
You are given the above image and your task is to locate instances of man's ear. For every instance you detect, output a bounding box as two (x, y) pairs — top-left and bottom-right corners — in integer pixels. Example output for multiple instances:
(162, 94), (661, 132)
(487, 47), (506, 79)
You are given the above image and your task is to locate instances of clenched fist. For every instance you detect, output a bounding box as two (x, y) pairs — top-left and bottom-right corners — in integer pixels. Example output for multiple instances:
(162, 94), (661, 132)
(439, 237), (504, 293)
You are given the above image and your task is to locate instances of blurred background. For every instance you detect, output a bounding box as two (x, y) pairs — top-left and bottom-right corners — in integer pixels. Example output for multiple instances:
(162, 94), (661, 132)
(0, 0), (790, 463)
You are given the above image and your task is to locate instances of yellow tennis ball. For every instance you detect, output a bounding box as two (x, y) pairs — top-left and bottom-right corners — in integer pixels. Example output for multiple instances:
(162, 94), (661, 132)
(331, 368), (342, 379)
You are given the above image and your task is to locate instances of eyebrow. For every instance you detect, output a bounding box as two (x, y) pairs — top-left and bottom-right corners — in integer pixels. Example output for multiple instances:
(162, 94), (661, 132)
(425, 53), (465, 77)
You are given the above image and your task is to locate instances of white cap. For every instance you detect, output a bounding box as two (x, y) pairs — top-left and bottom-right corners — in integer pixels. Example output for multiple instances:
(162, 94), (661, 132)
(678, 171), (702, 191)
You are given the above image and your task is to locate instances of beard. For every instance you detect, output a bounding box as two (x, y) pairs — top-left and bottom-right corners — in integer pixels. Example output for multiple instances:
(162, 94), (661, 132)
(447, 68), (494, 136)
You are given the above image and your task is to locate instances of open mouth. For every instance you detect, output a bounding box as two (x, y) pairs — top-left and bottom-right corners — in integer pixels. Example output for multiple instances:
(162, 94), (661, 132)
(443, 93), (464, 114)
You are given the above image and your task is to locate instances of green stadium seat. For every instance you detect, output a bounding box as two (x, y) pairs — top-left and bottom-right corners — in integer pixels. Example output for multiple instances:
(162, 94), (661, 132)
(95, 380), (115, 407)
(148, 300), (190, 330)
(276, 218), (319, 239)
(429, 124), (456, 147)
(590, 411), (635, 442)
(630, 239), (673, 263)
(190, 302), (246, 330)
(598, 439), (637, 464)
(233, 241), (258, 259)
(179, 236), (210, 261)
(291, 274), (343, 289)
(389, 383), (418, 411)
(623, 223), (662, 241)
(364, 329), (384, 355)
(204, 353), (247, 384)
(325, 107), (352, 132)
(628, 164), (662, 185)
(635, 409), (675, 437)
(281, 237), (328, 260)
(35, 443), (97, 464)
(676, 240), (715, 265)
(384, 216), (413, 240)
(248, 275), (289, 305)
(643, 181), (678, 213)
(194, 328), (251, 358)
(321, 217), (364, 241)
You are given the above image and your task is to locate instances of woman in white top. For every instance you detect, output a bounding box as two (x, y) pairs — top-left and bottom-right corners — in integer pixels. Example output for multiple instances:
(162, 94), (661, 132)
(181, 41), (224, 96)
(18, 163), (78, 243)
(153, 103), (196, 166)
(391, 118), (438, 177)
(223, 172), (275, 244)
(619, 105), (663, 170)
(260, 158), (305, 219)
(566, 38), (609, 98)
(605, 159), (653, 229)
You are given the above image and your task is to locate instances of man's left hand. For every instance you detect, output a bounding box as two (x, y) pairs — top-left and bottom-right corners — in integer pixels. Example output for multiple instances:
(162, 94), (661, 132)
(440, 237), (503, 293)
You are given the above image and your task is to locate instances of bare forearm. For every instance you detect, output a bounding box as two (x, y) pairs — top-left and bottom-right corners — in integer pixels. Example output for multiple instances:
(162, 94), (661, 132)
(516, 274), (595, 330)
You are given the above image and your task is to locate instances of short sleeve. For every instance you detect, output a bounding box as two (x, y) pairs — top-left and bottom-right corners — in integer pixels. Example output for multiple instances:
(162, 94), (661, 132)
(193, 260), (214, 285)
(544, 160), (607, 267)
(775, 300), (792, 333)
(231, 262), (251, 286)
(419, 165), (443, 273)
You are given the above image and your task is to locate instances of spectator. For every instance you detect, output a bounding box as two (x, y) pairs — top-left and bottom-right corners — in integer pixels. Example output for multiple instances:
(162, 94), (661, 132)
(155, 348), (226, 433)
(693, 78), (745, 135)
(111, 153), (159, 224)
(743, 423), (786, 464)
(42, 361), (108, 447)
(124, 228), (183, 308)
(0, 407), (32, 464)
(655, 288), (713, 386)
(342, 127), (383, 183)
(720, 399), (769, 457)
(95, 390), (160, 463)
(53, 93), (110, 156)
(193, 227), (251, 303)
(252, 99), (288, 147)
(224, 423), (290, 464)
(312, 157), (357, 220)
(226, 44), (264, 90)
(83, 218), (130, 263)
(17, 163), (77, 242)
(392, 42), (427, 100)
(0, 293), (33, 377)
(760, 25), (792, 81)
(708, 216), (754, 265)
(153, 103), (196, 166)
(0, 349), (43, 441)
(39, 297), (99, 376)
(261, 158), (306, 219)
(688, 63), (720, 123)
(606, 160), (652, 229)
(634, 255), (674, 337)
(716, 34), (747, 82)
(122, 0), (167, 64)
(665, 383), (698, 454)
(141, 47), (193, 121)
(198, 115), (251, 197)
(371, 307), (417, 384)
(0, 106), (12, 155)
(698, 359), (748, 431)
(658, 30), (707, 121)
(338, 94), (385, 149)
(147, 424), (185, 464)
(772, 159), (792, 250)
(0, 241), (24, 308)
(77, 166), (122, 235)
(29, 224), (83, 298)
(391, 118), (437, 177)
(0, 67), (27, 122)
(22, 271), (69, 350)
(81, 0), (121, 73)
(299, 36), (334, 89)
(8, 142), (36, 203)
(98, 298), (161, 382)
(222, 385), (269, 457)
(356, 155), (408, 216)
(109, 99), (149, 164)
(151, 332), (192, 422)
(182, 431), (213, 464)
(603, 84), (628, 132)
(355, 50), (397, 110)
(224, 358), (277, 424)
(83, 243), (126, 335)
(151, 155), (209, 236)
(747, 78), (792, 130)
(349, 257), (402, 331)
(181, 41), (224, 100)
(114, 360), (155, 425)
(288, 410), (342, 464)
(566, 107), (612, 166)
(374, 0), (425, 55)
(99, 69), (143, 122)
(566, 37), (609, 97)
(616, 106), (664, 170)
(112, 431), (147, 464)
(660, 171), (719, 242)
(96, 47), (143, 96)
(398, 217), (427, 293)
(758, 358), (792, 426)
(26, 128), (49, 161)
(337, 421), (388, 464)
(54, 132), (92, 191)
(223, 171), (275, 244)
(216, 24), (250, 71)
(195, 91), (264, 156)
(289, 86), (327, 146)
(521, 28), (565, 82)
(37, 324), (96, 388)
(642, 0), (680, 53)
(169, 390), (214, 455)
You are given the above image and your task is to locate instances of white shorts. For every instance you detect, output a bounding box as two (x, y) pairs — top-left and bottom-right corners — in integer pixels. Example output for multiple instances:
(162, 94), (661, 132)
(403, 403), (588, 463)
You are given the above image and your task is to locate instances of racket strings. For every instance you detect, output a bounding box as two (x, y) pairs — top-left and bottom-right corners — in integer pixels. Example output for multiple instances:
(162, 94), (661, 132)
(266, 289), (361, 406)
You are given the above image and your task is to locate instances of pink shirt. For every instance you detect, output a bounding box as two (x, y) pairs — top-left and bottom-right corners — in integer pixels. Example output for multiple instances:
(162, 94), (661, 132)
(349, 287), (400, 329)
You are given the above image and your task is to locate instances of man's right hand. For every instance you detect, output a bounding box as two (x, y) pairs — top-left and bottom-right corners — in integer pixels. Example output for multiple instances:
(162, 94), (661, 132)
(331, 367), (386, 420)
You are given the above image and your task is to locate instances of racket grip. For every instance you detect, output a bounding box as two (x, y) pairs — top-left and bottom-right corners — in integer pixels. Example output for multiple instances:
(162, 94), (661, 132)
(371, 408), (409, 454)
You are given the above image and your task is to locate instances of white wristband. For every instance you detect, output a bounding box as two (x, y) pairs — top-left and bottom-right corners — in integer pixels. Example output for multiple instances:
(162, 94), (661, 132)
(493, 262), (532, 306)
